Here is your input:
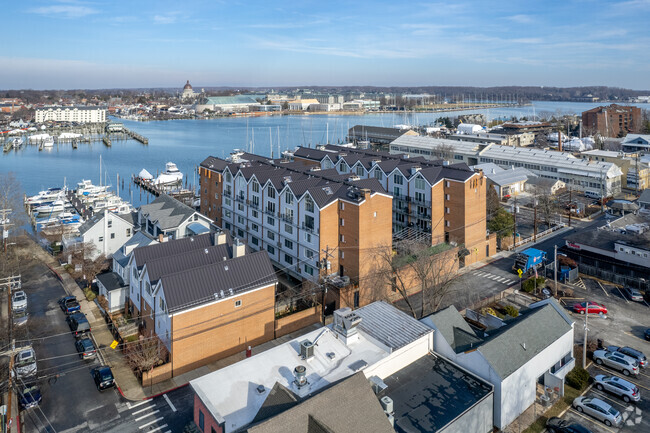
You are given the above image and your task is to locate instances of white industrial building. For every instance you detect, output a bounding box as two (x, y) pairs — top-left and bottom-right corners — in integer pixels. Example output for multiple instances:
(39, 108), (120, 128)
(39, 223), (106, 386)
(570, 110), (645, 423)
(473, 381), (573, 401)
(391, 135), (623, 197)
(35, 106), (107, 123)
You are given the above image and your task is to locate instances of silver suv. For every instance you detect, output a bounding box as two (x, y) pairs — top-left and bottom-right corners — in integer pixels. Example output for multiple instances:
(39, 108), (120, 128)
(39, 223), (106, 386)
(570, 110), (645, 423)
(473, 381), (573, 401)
(607, 345), (647, 368)
(594, 375), (640, 403)
(593, 349), (639, 376)
(573, 397), (622, 427)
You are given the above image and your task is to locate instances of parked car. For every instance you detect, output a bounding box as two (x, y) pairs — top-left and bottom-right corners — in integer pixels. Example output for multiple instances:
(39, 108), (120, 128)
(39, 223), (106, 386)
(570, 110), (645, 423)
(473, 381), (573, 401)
(75, 337), (97, 360)
(18, 383), (42, 410)
(622, 287), (644, 302)
(68, 315), (91, 337)
(13, 308), (28, 327)
(607, 346), (647, 368)
(645, 328), (650, 341)
(92, 366), (115, 391)
(572, 397), (622, 427)
(573, 302), (607, 315)
(12, 290), (27, 311)
(546, 417), (593, 433)
(593, 349), (639, 376)
(58, 295), (78, 311)
(594, 374), (640, 403)
(63, 300), (81, 315)
(13, 348), (37, 379)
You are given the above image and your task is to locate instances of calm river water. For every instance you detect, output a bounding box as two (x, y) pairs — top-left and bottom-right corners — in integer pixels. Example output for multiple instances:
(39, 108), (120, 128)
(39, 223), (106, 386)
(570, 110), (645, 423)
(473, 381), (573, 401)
(2, 100), (647, 207)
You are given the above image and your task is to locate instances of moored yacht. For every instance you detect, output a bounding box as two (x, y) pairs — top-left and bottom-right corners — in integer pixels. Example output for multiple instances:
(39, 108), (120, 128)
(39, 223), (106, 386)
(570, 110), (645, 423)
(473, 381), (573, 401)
(154, 162), (183, 186)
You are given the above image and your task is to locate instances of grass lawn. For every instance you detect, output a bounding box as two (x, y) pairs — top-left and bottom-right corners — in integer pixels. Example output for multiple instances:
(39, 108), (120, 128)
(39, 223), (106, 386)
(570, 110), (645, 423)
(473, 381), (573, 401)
(523, 384), (583, 433)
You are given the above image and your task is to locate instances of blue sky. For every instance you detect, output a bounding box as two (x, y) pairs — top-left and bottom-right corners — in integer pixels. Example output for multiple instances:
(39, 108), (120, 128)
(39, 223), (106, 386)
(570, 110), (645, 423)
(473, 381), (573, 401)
(2, 0), (649, 90)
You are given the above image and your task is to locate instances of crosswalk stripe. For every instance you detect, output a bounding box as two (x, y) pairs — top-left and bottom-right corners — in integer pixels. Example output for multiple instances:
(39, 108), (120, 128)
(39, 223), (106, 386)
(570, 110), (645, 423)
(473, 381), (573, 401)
(132, 405), (156, 415)
(135, 410), (160, 422)
(139, 417), (164, 429)
(127, 401), (149, 410)
(496, 277), (506, 282)
(145, 424), (169, 433)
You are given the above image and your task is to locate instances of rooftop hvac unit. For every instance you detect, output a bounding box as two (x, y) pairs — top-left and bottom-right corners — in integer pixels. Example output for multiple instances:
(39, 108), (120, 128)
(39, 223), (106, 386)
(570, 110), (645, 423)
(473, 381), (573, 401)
(300, 340), (315, 360)
(294, 365), (308, 388)
(380, 396), (394, 414)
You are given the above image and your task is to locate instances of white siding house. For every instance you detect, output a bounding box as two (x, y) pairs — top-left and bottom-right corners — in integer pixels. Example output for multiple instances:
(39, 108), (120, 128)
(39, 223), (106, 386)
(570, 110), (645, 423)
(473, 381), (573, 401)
(421, 299), (575, 430)
(71, 210), (136, 260)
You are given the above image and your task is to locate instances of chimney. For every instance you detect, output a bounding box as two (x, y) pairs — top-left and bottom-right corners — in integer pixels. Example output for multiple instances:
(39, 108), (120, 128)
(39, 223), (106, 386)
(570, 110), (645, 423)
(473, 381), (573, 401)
(213, 230), (227, 245)
(360, 188), (371, 199)
(233, 238), (246, 258)
(158, 233), (163, 243)
(558, 130), (563, 152)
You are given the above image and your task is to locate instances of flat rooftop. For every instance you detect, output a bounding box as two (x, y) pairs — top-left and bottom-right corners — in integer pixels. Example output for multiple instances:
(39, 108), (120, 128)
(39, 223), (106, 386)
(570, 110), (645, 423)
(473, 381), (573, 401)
(380, 354), (493, 433)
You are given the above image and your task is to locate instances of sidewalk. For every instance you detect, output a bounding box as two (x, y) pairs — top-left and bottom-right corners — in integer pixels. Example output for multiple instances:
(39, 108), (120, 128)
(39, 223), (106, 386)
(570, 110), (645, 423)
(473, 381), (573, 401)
(23, 235), (326, 401)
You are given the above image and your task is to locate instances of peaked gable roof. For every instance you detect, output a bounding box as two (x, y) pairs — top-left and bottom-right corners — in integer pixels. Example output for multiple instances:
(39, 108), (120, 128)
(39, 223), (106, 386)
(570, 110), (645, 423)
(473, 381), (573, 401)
(132, 232), (214, 269)
(160, 250), (277, 312)
(422, 305), (482, 353)
(139, 194), (197, 230)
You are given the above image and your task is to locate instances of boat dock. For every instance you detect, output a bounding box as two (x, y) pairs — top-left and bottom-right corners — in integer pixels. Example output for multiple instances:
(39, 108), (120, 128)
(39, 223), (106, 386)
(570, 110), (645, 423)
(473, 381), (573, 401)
(133, 176), (196, 207)
(123, 127), (148, 145)
(66, 190), (95, 219)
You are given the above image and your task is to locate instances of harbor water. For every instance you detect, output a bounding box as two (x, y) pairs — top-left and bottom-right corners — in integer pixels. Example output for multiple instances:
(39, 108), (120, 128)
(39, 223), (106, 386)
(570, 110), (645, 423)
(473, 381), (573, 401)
(2, 101), (647, 208)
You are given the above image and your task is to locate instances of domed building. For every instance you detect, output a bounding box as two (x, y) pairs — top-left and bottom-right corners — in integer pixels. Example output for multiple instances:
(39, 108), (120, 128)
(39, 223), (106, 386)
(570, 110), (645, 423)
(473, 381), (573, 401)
(182, 80), (196, 100)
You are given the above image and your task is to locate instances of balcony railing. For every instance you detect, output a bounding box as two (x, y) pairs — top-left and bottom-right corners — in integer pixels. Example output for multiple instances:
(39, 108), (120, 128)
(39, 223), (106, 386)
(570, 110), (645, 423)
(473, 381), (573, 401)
(301, 223), (319, 235)
(223, 191), (232, 198)
(281, 214), (294, 224)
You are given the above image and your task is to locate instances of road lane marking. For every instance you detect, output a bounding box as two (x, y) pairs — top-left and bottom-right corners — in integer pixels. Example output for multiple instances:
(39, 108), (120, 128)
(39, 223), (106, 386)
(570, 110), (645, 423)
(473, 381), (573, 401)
(138, 417), (164, 429)
(568, 408), (617, 433)
(146, 425), (168, 433)
(163, 393), (177, 412)
(127, 401), (150, 409)
(135, 410), (160, 422)
(132, 405), (156, 415)
(597, 281), (610, 297)
(615, 287), (630, 304)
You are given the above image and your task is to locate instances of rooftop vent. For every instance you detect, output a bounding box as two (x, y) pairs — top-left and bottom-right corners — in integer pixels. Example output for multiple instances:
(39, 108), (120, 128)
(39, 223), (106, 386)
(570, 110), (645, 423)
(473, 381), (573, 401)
(333, 307), (362, 343)
(229, 288), (234, 296)
(300, 340), (315, 360)
(220, 289), (225, 298)
(204, 248), (209, 254)
(380, 396), (394, 414)
(256, 385), (266, 394)
(293, 365), (308, 389)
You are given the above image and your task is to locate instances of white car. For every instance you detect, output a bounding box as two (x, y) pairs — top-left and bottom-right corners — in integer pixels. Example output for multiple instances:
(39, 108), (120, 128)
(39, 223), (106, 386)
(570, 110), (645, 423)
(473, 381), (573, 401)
(594, 375), (640, 403)
(593, 349), (639, 376)
(573, 396), (622, 427)
(14, 348), (37, 379)
(12, 290), (27, 311)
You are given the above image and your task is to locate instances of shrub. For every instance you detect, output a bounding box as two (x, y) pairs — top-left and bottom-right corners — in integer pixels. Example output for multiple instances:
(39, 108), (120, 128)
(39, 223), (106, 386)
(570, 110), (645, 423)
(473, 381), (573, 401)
(83, 287), (96, 302)
(504, 305), (519, 318)
(481, 307), (503, 318)
(522, 277), (546, 293)
(565, 366), (590, 390)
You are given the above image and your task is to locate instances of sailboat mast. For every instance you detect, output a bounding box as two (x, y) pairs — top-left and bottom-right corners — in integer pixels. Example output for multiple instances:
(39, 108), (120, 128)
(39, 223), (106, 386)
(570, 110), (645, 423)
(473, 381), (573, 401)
(100, 155), (102, 187)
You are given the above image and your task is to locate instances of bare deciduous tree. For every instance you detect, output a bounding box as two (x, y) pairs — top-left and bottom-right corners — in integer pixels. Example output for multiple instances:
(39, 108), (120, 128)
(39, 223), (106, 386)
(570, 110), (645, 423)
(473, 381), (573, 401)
(125, 337), (164, 377)
(367, 240), (459, 318)
(67, 241), (109, 288)
(432, 143), (455, 161)
(0, 172), (27, 276)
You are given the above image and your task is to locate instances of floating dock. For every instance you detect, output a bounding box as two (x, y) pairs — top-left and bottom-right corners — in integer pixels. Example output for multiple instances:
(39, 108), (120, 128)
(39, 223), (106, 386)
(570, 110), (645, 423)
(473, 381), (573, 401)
(133, 176), (196, 207)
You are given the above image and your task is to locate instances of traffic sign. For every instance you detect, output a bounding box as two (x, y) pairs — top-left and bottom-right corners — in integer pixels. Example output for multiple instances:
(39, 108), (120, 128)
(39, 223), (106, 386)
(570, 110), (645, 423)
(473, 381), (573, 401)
(110, 340), (119, 349)
(517, 269), (523, 278)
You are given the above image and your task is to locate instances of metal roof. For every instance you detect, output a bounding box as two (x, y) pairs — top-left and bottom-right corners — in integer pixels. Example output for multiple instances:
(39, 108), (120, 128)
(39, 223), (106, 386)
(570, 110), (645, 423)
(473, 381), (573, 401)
(392, 135), (623, 179)
(138, 194), (196, 230)
(355, 301), (432, 351)
(161, 250), (277, 312)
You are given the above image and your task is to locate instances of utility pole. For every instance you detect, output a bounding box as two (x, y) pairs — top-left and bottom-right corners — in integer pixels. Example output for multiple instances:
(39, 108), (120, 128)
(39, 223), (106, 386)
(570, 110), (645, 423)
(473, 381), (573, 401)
(569, 186), (573, 227)
(1, 208), (13, 253)
(583, 307), (588, 369)
(512, 196), (518, 248)
(533, 199), (538, 242)
(319, 245), (336, 322)
(554, 245), (558, 298)
(600, 169), (605, 214)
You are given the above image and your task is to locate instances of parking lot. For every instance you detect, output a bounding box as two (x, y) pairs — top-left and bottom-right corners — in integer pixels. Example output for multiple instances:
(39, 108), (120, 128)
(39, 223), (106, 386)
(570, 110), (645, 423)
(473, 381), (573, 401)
(552, 277), (650, 432)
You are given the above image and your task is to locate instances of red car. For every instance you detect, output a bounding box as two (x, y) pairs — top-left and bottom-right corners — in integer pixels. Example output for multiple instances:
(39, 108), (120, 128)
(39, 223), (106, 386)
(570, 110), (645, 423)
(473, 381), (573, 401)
(573, 301), (607, 315)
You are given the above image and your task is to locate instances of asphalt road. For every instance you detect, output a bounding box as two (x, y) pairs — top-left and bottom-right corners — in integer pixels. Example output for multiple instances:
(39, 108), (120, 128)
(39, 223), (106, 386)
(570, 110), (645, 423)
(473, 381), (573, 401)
(19, 261), (195, 433)
(547, 277), (650, 433)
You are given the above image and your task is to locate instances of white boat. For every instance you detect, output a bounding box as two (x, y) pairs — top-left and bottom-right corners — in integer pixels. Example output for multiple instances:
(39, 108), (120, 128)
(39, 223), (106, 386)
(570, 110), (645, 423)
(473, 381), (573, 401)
(29, 133), (53, 144)
(26, 188), (65, 205)
(154, 162), (183, 186)
(11, 137), (23, 148)
(76, 180), (110, 197)
(34, 199), (67, 215)
(42, 136), (54, 147)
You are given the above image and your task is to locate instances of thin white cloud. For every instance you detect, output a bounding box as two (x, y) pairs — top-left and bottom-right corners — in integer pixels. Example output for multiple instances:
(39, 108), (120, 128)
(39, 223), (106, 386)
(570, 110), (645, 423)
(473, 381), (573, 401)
(154, 13), (181, 24)
(505, 14), (533, 24)
(29, 4), (98, 18)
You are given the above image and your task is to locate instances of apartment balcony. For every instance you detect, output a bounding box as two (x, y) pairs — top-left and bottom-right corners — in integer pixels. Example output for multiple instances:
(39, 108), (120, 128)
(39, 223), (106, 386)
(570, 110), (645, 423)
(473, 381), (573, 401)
(235, 195), (246, 204)
(249, 201), (259, 210)
(280, 214), (294, 224)
(411, 197), (432, 207)
(223, 191), (232, 198)
(301, 223), (319, 235)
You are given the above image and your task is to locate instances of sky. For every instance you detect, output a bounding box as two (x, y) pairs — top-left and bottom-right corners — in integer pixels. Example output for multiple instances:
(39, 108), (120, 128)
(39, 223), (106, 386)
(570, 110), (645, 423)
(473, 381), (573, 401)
(1, 0), (649, 90)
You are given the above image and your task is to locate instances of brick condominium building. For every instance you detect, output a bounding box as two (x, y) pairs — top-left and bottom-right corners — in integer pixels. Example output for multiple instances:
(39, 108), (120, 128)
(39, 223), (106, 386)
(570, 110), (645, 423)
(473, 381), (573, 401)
(198, 146), (493, 308)
(199, 150), (393, 309)
(582, 104), (642, 138)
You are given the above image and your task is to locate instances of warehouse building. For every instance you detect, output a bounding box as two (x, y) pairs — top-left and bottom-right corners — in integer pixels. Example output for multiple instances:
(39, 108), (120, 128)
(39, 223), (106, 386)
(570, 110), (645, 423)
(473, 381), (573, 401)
(390, 135), (623, 198)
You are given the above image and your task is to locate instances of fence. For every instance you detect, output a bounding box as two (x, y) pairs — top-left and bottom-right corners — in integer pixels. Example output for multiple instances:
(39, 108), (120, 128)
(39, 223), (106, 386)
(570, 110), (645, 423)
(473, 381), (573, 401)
(275, 305), (322, 338)
(544, 262), (579, 283)
(461, 287), (517, 315)
(508, 223), (567, 250)
(578, 264), (650, 291)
